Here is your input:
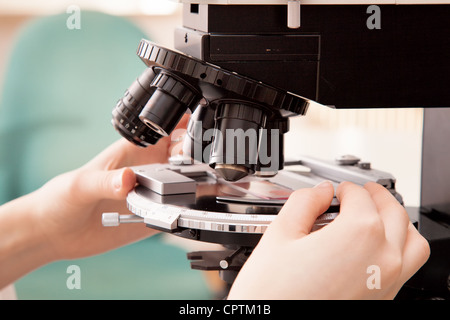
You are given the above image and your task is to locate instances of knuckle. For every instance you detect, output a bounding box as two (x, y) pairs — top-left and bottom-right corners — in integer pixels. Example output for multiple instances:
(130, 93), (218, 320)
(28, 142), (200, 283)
(359, 215), (384, 236)
(339, 181), (354, 190)
(389, 202), (411, 227)
(63, 170), (82, 195)
(336, 181), (355, 198)
(397, 205), (410, 225)
(417, 235), (431, 263)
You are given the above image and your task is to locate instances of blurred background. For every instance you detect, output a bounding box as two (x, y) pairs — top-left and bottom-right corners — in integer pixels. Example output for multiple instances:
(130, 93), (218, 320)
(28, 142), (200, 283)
(0, 0), (423, 299)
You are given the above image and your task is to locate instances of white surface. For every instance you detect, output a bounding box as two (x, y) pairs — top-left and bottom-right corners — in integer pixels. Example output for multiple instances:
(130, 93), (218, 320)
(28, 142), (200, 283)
(285, 105), (423, 207)
(175, 0), (449, 5)
(0, 0), (179, 16)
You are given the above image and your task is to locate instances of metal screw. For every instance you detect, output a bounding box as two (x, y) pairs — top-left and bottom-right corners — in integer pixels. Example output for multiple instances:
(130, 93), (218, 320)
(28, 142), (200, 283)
(189, 229), (197, 239)
(358, 162), (371, 170)
(335, 155), (361, 166)
(219, 247), (245, 270)
(219, 259), (230, 270)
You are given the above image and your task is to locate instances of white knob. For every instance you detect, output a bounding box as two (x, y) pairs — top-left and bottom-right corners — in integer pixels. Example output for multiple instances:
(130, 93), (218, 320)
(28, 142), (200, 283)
(102, 212), (120, 227)
(288, 0), (301, 29)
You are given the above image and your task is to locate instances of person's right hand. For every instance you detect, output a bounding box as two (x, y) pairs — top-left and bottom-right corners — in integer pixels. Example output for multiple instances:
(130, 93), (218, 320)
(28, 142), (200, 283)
(228, 181), (430, 300)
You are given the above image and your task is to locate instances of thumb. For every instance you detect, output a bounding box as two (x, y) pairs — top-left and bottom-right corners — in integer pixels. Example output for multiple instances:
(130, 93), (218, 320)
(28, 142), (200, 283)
(73, 167), (136, 204)
(268, 181), (335, 240)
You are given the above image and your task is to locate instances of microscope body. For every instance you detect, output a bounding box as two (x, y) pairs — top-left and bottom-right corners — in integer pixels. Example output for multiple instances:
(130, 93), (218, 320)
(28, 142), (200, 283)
(175, 1), (450, 109)
(110, 1), (450, 299)
(171, 1), (450, 298)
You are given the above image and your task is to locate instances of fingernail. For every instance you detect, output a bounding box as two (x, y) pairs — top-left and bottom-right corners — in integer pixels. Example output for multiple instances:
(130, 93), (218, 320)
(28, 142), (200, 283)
(314, 180), (333, 189)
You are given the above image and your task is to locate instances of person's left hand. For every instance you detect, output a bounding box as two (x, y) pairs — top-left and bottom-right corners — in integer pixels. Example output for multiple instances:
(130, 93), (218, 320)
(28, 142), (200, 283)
(29, 116), (189, 262)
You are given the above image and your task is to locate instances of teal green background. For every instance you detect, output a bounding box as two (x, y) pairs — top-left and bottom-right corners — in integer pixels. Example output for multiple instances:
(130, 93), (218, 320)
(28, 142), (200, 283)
(0, 11), (148, 203)
(15, 235), (212, 300)
(0, 11), (212, 300)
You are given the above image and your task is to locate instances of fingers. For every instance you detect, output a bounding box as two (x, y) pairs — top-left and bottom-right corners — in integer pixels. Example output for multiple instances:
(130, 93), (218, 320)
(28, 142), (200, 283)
(88, 114), (192, 170)
(386, 223), (430, 298)
(364, 182), (410, 252)
(168, 128), (187, 158)
(337, 182), (412, 252)
(159, 113), (190, 144)
(269, 181), (335, 240)
(338, 181), (430, 296)
(175, 113), (190, 130)
(167, 114), (190, 158)
(336, 182), (379, 223)
(398, 222), (430, 283)
(71, 167), (136, 204)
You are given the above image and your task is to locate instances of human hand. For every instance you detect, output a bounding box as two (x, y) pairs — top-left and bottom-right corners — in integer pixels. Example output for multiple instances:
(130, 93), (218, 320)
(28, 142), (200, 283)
(27, 115), (189, 262)
(228, 181), (430, 300)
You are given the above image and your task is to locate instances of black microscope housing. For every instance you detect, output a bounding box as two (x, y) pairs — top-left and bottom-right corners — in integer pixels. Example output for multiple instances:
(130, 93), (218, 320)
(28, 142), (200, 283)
(112, 3), (450, 299)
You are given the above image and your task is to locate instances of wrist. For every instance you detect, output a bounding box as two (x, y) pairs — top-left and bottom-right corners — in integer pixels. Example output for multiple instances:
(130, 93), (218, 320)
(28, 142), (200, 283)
(0, 192), (56, 288)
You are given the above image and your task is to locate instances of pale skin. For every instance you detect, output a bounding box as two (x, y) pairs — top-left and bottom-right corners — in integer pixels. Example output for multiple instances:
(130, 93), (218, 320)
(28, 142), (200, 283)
(228, 181), (431, 300)
(0, 116), (189, 289)
(0, 115), (430, 298)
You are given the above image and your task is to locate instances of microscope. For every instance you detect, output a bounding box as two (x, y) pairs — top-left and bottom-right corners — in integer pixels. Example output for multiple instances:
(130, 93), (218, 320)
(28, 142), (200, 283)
(103, 1), (450, 299)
